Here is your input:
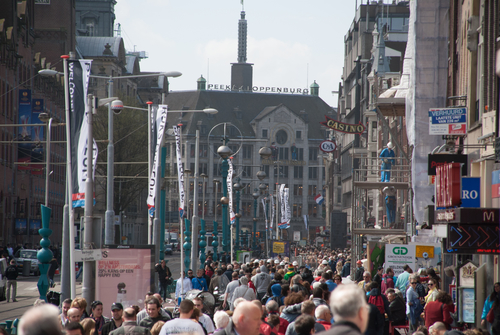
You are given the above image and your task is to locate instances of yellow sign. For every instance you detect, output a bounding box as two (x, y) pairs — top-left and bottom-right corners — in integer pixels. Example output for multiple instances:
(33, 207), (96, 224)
(273, 242), (285, 254)
(415, 245), (434, 258)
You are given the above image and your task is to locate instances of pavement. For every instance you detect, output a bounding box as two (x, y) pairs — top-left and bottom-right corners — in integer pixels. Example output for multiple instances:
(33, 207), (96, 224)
(0, 252), (182, 323)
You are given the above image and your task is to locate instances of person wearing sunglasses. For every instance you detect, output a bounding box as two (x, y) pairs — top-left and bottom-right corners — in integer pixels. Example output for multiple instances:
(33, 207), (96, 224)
(425, 278), (439, 304)
(406, 274), (423, 332)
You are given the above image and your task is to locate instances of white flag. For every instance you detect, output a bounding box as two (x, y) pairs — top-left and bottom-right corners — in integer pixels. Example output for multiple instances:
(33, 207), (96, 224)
(228, 158), (235, 224)
(147, 105), (167, 217)
(261, 198), (267, 229)
(173, 125), (185, 218)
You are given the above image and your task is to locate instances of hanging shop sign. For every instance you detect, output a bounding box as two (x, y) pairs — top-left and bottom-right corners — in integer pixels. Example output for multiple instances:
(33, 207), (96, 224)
(320, 116), (366, 134)
(446, 224), (499, 254)
(435, 207), (499, 224)
(428, 107), (467, 135)
(435, 163), (462, 208)
(428, 154), (468, 176)
(319, 140), (336, 153)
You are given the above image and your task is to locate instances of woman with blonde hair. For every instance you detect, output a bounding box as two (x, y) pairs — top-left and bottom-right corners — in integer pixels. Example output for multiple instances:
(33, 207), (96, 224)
(150, 321), (165, 335)
(71, 297), (89, 320)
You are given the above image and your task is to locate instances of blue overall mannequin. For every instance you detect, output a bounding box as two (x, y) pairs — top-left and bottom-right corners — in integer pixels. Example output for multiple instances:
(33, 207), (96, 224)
(380, 142), (395, 182)
(383, 186), (397, 227)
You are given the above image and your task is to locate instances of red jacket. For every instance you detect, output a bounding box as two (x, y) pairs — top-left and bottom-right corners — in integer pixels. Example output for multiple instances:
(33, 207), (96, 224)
(424, 301), (453, 329)
(317, 320), (331, 330)
(265, 315), (289, 334)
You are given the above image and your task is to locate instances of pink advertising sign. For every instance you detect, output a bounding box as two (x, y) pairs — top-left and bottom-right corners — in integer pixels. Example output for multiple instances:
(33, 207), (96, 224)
(96, 245), (154, 315)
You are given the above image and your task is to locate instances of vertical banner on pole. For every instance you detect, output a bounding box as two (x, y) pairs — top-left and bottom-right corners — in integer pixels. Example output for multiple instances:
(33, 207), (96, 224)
(147, 105), (167, 216)
(173, 126), (185, 218)
(227, 159), (235, 224)
(261, 198), (267, 229)
(17, 89), (32, 170)
(270, 195), (274, 230)
(31, 99), (45, 175)
(67, 59), (96, 208)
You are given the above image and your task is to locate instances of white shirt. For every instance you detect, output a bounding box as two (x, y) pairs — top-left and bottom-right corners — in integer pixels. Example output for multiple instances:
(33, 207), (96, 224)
(159, 318), (204, 335)
(224, 279), (240, 303)
(175, 277), (193, 300)
(199, 313), (215, 334)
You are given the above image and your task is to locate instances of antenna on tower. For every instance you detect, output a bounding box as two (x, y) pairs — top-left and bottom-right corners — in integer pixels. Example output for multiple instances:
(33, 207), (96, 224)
(241, 0), (244, 11)
(115, 23), (121, 37)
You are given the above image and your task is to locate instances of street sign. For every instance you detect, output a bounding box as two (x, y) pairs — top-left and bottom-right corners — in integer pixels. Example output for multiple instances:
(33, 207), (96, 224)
(74, 249), (102, 262)
(319, 140), (336, 153)
(428, 107), (467, 135)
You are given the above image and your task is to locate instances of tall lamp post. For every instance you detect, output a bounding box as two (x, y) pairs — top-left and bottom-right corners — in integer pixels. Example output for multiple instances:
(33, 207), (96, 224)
(258, 147), (272, 249)
(36, 112), (61, 301)
(217, 144), (231, 255)
(199, 173), (208, 268)
(252, 191), (259, 249)
(212, 179), (220, 261)
(233, 180), (242, 248)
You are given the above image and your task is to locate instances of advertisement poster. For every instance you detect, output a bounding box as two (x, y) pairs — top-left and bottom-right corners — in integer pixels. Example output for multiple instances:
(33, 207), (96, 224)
(461, 288), (475, 323)
(18, 89), (32, 170)
(270, 241), (289, 258)
(367, 241), (385, 277)
(428, 107), (467, 135)
(409, 242), (442, 272)
(31, 98), (44, 175)
(385, 244), (416, 276)
(29, 219), (41, 236)
(96, 245), (154, 315)
(293, 231), (300, 242)
(14, 218), (27, 235)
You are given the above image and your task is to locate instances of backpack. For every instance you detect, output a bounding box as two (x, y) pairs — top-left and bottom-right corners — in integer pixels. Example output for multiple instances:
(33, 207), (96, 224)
(368, 295), (385, 315)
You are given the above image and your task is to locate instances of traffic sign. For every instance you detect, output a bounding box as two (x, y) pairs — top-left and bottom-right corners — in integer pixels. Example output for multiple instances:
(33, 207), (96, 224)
(319, 140), (336, 153)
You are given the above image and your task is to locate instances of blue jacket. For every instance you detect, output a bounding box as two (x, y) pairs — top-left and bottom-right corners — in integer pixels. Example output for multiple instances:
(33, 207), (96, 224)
(380, 148), (395, 168)
(482, 297), (494, 320)
(325, 280), (337, 292)
(192, 276), (208, 291)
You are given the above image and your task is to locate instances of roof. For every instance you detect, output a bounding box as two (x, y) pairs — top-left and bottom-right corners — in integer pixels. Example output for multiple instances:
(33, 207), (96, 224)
(163, 90), (336, 140)
(76, 36), (125, 59)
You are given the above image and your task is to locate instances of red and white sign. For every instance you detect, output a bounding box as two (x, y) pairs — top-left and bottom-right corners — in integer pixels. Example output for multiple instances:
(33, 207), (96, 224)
(319, 140), (336, 153)
(435, 163), (462, 208)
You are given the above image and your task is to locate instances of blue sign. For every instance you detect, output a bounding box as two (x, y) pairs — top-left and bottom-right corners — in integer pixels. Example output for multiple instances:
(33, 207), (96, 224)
(461, 177), (480, 208)
(428, 108), (467, 124)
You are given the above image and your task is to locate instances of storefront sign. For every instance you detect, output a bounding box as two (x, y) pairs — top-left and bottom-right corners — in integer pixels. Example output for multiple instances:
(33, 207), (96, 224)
(461, 177), (480, 208)
(319, 140), (336, 153)
(428, 154), (468, 175)
(428, 107), (467, 135)
(206, 84), (310, 94)
(447, 224), (500, 254)
(320, 116), (366, 134)
(435, 208), (499, 224)
(435, 163), (462, 208)
(385, 244), (416, 276)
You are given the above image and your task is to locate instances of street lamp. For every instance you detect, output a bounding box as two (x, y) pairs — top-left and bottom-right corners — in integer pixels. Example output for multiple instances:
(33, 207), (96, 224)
(36, 112), (61, 301)
(233, 181), (243, 248)
(212, 179), (220, 261)
(199, 173), (208, 268)
(252, 191), (259, 249)
(217, 144), (231, 257)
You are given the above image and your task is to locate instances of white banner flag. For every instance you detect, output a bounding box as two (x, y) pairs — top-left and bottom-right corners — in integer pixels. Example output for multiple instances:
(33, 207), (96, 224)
(303, 215), (309, 230)
(173, 125), (185, 218)
(261, 198), (267, 229)
(147, 105), (167, 217)
(280, 184), (286, 223)
(270, 194), (274, 229)
(284, 188), (291, 222)
(227, 158), (235, 224)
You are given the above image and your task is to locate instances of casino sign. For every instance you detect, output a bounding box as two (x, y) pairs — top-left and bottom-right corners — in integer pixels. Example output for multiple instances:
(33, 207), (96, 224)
(320, 115), (366, 134)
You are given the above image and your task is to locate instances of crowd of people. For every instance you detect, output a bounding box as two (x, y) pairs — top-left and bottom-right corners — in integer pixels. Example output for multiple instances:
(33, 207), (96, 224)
(5, 246), (500, 335)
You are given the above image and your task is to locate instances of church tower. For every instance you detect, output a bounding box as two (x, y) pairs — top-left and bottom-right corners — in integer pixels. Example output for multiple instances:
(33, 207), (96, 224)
(230, 10), (253, 92)
(75, 0), (116, 36)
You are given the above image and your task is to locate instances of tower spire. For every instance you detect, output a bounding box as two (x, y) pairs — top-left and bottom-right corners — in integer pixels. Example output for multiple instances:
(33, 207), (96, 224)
(237, 10), (247, 63)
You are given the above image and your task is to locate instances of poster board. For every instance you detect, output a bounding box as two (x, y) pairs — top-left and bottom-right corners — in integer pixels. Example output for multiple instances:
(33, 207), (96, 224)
(385, 244), (416, 277)
(96, 245), (154, 316)
(270, 241), (289, 258)
(367, 241), (385, 278)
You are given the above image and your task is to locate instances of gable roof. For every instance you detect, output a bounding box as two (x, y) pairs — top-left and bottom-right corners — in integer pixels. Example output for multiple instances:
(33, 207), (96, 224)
(164, 90), (336, 140)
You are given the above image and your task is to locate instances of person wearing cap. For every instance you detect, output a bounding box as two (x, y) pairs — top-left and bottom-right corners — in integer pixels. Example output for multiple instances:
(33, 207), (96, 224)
(355, 260), (364, 283)
(284, 264), (296, 282)
(379, 142), (395, 182)
(101, 303), (124, 335)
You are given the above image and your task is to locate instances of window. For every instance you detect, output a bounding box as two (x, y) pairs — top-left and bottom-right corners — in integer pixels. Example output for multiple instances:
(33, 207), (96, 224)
(371, 121), (378, 142)
(213, 163), (221, 176)
(262, 129), (268, 138)
(296, 130), (302, 139)
(294, 166), (303, 179)
(242, 166), (252, 177)
(276, 130), (288, 145)
(279, 148), (289, 160)
(263, 165), (270, 178)
(242, 202), (252, 216)
(293, 185), (303, 196)
(200, 144), (208, 158)
(243, 145), (252, 159)
(199, 163), (208, 175)
(298, 148), (304, 161)
(308, 204), (318, 217)
(274, 166), (289, 178)
(308, 167), (318, 179)
(229, 145), (238, 156)
(309, 148), (318, 161)
(308, 185), (317, 196)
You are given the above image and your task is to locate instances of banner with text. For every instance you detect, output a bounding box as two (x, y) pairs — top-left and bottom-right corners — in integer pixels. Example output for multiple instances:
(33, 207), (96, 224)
(228, 158), (235, 224)
(147, 105), (167, 216)
(173, 126), (185, 218)
(96, 245), (154, 313)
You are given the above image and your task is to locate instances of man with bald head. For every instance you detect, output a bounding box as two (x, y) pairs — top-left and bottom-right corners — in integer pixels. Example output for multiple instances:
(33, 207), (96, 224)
(110, 307), (151, 335)
(67, 307), (82, 323)
(319, 284), (369, 335)
(214, 301), (262, 335)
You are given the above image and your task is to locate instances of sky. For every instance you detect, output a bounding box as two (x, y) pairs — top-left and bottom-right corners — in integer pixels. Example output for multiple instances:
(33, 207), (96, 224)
(114, 0), (360, 107)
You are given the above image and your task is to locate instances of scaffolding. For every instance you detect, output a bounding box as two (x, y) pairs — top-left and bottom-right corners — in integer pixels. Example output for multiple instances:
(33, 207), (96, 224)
(349, 149), (412, 274)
